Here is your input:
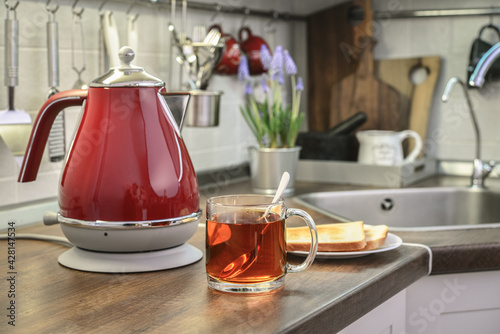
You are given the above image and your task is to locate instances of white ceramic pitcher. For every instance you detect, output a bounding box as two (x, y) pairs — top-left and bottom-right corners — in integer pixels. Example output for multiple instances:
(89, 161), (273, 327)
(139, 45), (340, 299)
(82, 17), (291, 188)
(356, 130), (423, 166)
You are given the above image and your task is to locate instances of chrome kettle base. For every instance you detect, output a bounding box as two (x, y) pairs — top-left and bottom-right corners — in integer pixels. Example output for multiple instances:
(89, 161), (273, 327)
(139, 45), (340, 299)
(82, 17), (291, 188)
(47, 210), (203, 272)
(58, 243), (203, 273)
(55, 210), (202, 253)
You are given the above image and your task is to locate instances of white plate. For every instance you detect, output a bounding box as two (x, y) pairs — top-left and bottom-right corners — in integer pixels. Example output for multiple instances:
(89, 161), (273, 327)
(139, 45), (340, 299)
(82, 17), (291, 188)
(289, 233), (403, 259)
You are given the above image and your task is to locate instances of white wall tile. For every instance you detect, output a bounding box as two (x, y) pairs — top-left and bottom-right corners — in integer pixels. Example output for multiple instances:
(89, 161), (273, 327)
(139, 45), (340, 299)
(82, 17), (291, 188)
(373, 0), (500, 165)
(0, 0), (296, 211)
(450, 16), (491, 56)
(410, 18), (452, 56)
(0, 179), (17, 207)
(5, 0), (500, 213)
(373, 19), (412, 59)
(0, 136), (16, 179)
(16, 169), (59, 203)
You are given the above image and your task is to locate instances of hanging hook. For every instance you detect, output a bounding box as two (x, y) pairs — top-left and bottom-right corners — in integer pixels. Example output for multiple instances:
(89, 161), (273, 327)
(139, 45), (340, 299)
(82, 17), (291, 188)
(209, 3), (222, 24)
(126, 1), (135, 14)
(72, 0), (84, 17)
(240, 7), (250, 27)
(46, 0), (59, 14)
(4, 0), (19, 11)
(265, 11), (279, 33)
(71, 0), (86, 78)
(99, 0), (108, 14)
(127, 1), (139, 22)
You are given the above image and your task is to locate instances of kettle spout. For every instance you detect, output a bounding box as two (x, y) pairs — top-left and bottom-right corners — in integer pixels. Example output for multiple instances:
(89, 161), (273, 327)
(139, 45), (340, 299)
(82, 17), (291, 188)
(160, 92), (191, 130)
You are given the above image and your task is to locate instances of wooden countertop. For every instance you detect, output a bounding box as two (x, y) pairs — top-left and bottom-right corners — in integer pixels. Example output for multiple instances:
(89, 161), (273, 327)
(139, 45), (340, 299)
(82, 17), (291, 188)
(394, 228), (500, 274)
(2, 176), (499, 333)
(1, 223), (428, 333)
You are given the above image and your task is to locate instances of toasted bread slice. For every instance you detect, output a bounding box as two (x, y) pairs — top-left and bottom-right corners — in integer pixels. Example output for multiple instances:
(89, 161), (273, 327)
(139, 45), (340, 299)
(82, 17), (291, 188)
(287, 221), (366, 252)
(359, 225), (389, 251)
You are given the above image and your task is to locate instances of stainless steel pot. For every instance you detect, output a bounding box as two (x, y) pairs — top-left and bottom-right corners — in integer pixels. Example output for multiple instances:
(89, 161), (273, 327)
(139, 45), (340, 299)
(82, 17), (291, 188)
(184, 90), (222, 127)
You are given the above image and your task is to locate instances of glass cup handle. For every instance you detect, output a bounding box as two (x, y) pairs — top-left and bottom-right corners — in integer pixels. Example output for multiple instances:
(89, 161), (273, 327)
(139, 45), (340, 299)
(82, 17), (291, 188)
(285, 208), (318, 273)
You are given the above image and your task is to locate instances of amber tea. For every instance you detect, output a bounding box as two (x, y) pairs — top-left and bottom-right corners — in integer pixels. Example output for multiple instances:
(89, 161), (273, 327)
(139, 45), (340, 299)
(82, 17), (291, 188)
(206, 210), (286, 284)
(205, 194), (317, 293)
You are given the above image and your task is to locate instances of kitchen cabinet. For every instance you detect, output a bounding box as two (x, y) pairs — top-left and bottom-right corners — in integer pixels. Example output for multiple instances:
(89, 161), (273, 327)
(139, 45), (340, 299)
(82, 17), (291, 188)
(405, 271), (500, 334)
(338, 290), (406, 334)
(339, 270), (500, 334)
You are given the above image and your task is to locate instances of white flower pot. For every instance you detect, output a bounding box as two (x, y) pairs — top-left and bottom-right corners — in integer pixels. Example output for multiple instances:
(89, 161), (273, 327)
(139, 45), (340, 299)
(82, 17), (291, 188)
(249, 146), (301, 196)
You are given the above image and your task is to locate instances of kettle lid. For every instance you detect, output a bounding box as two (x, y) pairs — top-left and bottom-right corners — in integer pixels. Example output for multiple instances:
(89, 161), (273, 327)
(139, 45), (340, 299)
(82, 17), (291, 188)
(90, 47), (164, 87)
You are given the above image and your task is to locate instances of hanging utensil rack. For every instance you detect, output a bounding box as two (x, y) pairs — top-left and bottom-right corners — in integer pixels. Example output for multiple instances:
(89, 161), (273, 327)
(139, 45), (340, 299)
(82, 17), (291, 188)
(16, 1), (500, 21)
(373, 7), (500, 20)
(19, 0), (307, 21)
(147, 0), (305, 21)
(19, 0), (500, 22)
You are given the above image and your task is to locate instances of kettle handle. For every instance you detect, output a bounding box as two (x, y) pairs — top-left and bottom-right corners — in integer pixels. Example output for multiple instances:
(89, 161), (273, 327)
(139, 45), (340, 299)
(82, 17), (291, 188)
(18, 89), (88, 182)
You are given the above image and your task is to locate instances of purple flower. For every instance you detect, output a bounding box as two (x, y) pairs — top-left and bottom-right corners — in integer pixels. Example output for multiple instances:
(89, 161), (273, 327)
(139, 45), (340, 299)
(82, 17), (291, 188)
(296, 77), (304, 91)
(271, 70), (278, 82)
(238, 56), (250, 82)
(284, 50), (297, 75)
(260, 45), (272, 70)
(270, 46), (284, 75)
(261, 134), (270, 147)
(278, 71), (284, 86)
(244, 82), (253, 95)
(261, 74), (270, 93)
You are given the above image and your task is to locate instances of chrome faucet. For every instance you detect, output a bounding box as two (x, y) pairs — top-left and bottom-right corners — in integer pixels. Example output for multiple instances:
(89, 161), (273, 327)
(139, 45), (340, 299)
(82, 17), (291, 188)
(441, 77), (495, 188)
(469, 41), (500, 87)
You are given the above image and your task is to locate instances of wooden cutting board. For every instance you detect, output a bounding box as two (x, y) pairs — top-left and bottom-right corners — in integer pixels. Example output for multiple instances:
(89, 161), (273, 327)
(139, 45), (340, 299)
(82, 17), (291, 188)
(375, 57), (420, 122)
(307, 0), (373, 132)
(330, 38), (404, 131)
(307, 0), (439, 136)
(409, 57), (441, 153)
(375, 56), (441, 153)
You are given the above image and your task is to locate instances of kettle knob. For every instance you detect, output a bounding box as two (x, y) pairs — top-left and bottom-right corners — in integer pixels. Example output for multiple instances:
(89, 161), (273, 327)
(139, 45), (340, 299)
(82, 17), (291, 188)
(91, 46), (163, 86)
(119, 46), (135, 66)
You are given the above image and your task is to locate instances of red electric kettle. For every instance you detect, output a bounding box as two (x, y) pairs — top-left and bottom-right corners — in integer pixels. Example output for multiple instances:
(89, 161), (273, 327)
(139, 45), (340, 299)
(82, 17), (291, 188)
(18, 47), (201, 255)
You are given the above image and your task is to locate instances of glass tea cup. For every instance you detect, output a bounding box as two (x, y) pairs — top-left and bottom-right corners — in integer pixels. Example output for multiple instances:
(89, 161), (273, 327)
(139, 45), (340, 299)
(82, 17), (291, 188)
(205, 194), (318, 294)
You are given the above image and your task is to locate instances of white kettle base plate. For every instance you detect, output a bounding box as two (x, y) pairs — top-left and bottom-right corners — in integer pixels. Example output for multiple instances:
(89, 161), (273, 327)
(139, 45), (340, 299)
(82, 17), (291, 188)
(58, 243), (203, 273)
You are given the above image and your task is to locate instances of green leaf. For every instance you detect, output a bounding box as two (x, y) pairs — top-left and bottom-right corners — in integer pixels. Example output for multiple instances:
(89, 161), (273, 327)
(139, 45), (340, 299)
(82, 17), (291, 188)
(287, 112), (305, 147)
(240, 105), (261, 143)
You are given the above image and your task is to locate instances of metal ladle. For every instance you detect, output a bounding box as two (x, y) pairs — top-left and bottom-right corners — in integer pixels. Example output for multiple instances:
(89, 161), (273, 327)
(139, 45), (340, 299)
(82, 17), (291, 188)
(45, 0), (59, 98)
(45, 0), (67, 162)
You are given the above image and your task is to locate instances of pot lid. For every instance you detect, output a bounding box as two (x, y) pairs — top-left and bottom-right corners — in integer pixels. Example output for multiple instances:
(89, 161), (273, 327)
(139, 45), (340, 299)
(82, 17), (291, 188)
(90, 47), (164, 87)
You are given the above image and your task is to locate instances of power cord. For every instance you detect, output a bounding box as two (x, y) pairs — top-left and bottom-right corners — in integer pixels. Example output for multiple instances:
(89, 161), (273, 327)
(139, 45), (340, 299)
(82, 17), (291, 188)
(402, 242), (433, 275)
(0, 233), (73, 247)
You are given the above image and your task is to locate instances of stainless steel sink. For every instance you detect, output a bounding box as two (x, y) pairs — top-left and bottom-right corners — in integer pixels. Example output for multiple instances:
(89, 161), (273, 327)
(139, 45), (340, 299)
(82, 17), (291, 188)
(294, 187), (500, 230)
